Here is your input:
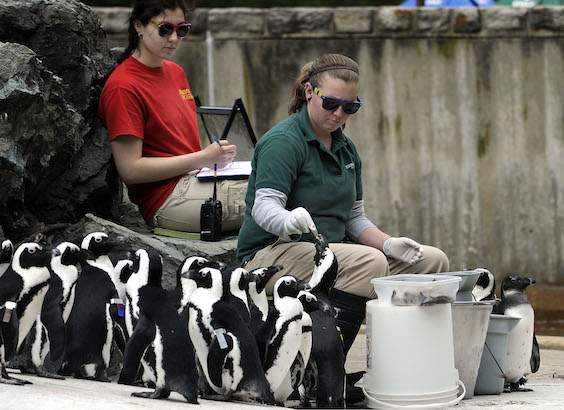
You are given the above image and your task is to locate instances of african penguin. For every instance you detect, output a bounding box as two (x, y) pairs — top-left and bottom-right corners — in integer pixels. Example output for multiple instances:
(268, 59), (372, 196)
(247, 265), (283, 334)
(255, 275), (309, 402)
(0, 238), (13, 278)
(303, 234), (345, 408)
(0, 243), (56, 385)
(119, 250), (199, 403)
(494, 274), (540, 392)
(61, 232), (124, 381)
(472, 268), (496, 301)
(123, 249), (164, 386)
(187, 266), (275, 404)
(222, 266), (252, 325)
(11, 242), (86, 378)
(275, 290), (328, 403)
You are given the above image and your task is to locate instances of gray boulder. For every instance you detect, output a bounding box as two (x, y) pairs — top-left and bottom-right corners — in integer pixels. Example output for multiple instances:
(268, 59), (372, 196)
(0, 0), (118, 241)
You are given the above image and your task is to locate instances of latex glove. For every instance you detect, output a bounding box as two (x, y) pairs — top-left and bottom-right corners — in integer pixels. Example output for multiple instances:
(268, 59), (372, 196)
(284, 207), (318, 240)
(383, 237), (423, 265)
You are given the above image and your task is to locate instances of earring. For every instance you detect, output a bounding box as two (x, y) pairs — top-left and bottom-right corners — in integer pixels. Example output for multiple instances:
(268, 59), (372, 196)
(137, 32), (142, 37)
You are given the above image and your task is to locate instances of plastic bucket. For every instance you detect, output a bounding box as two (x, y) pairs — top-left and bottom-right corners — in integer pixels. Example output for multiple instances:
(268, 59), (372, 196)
(438, 270), (481, 301)
(451, 301), (494, 398)
(474, 314), (521, 395)
(364, 301), (465, 408)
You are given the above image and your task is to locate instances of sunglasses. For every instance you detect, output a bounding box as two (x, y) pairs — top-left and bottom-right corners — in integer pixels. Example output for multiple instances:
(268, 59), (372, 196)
(311, 84), (362, 115)
(149, 20), (192, 38)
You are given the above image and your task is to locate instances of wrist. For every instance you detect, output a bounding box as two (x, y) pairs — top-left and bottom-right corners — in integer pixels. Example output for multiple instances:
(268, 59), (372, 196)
(383, 237), (393, 256)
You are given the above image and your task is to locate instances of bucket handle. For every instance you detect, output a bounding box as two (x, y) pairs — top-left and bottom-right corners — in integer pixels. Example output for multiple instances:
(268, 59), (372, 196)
(362, 379), (466, 409)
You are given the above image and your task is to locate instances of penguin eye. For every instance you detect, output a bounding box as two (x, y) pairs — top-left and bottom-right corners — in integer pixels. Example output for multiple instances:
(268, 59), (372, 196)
(95, 236), (103, 243)
(201, 271), (208, 278)
(28, 247), (36, 254)
(284, 279), (292, 285)
(259, 271), (265, 277)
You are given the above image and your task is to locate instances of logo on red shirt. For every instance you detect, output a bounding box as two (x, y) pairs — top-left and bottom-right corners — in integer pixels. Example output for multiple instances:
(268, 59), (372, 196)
(179, 88), (193, 100)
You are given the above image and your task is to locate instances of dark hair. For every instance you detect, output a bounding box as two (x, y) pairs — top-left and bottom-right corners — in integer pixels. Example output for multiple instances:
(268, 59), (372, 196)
(288, 53), (360, 115)
(116, 0), (191, 65)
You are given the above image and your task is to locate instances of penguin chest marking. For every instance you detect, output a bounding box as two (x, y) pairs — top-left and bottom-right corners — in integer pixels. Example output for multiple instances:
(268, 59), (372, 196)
(505, 304), (535, 382)
(17, 285), (50, 348)
(102, 303), (113, 367)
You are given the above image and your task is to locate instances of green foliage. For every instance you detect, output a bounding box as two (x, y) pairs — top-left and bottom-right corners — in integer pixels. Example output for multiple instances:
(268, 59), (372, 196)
(80, 0), (403, 7)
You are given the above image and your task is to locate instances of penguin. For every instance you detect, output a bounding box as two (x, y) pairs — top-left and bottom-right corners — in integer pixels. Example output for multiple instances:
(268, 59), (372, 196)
(221, 266), (252, 326)
(472, 268), (496, 301)
(0, 238), (13, 277)
(122, 248), (165, 386)
(119, 250), (199, 403)
(61, 232), (125, 381)
(302, 234), (346, 408)
(111, 253), (134, 351)
(494, 274), (540, 392)
(0, 243), (56, 385)
(275, 290), (329, 404)
(255, 275), (309, 402)
(11, 242), (87, 378)
(187, 266), (275, 404)
(247, 265), (283, 334)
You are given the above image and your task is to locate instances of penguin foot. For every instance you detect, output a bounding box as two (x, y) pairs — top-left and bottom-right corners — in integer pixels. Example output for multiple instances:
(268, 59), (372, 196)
(0, 376), (32, 385)
(35, 365), (66, 380)
(505, 381), (533, 393)
(131, 387), (170, 399)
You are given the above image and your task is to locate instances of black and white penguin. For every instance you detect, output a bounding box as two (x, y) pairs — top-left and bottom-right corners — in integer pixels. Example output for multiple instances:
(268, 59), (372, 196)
(0, 242), (56, 385)
(187, 266), (275, 404)
(222, 266), (252, 325)
(11, 242), (86, 378)
(276, 289), (329, 404)
(123, 248), (165, 386)
(247, 265), (283, 333)
(112, 252), (135, 304)
(472, 268), (496, 301)
(0, 238), (13, 277)
(255, 275), (309, 402)
(61, 232), (124, 381)
(119, 250), (199, 403)
(494, 274), (540, 391)
(302, 234), (345, 408)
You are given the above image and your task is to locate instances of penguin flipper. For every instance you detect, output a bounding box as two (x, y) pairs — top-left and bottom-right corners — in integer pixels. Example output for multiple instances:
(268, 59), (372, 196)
(254, 307), (277, 366)
(207, 331), (234, 388)
(1, 308), (19, 361)
(40, 303), (65, 361)
(530, 332), (540, 374)
(120, 313), (155, 385)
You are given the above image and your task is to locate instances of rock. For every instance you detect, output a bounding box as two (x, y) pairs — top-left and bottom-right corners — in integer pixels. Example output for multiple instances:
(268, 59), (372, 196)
(0, 0), (119, 241)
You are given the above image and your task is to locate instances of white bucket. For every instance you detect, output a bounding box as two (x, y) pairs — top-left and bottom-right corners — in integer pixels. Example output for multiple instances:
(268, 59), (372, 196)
(364, 300), (465, 408)
(451, 301), (494, 398)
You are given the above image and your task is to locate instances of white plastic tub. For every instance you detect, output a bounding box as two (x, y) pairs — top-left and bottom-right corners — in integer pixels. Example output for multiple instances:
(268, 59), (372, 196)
(371, 274), (461, 306)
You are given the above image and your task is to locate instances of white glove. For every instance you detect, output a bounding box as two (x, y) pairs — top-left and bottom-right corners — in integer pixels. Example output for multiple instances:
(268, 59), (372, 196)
(383, 237), (424, 265)
(284, 207), (318, 240)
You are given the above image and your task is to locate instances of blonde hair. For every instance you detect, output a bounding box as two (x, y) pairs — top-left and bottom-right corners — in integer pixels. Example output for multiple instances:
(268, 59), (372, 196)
(288, 53), (360, 115)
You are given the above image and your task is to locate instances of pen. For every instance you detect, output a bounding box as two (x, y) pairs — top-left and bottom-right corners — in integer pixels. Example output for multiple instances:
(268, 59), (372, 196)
(212, 136), (221, 177)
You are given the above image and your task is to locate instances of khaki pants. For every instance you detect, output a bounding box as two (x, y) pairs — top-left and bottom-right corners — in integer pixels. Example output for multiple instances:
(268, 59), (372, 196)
(149, 171), (247, 232)
(244, 239), (450, 298)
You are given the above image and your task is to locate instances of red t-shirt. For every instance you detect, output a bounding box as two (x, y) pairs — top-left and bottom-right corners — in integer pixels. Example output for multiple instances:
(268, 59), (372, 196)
(98, 57), (201, 221)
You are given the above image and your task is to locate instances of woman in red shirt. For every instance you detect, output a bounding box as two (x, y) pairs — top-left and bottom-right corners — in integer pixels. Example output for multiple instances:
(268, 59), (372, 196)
(99, 0), (246, 233)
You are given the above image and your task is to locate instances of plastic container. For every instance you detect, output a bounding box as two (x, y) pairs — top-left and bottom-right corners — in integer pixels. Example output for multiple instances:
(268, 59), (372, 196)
(474, 314), (521, 395)
(451, 301), (494, 398)
(371, 274), (461, 306)
(438, 270), (481, 301)
(364, 301), (465, 408)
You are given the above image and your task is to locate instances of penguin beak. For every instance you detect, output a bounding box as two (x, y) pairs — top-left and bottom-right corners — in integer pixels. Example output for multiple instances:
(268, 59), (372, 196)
(528, 277), (536, 285)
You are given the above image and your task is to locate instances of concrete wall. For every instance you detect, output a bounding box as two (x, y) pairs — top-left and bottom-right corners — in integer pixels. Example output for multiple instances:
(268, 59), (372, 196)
(96, 6), (564, 286)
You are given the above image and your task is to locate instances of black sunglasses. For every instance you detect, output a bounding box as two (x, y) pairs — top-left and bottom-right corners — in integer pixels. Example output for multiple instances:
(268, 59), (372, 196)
(311, 84), (362, 115)
(149, 20), (192, 38)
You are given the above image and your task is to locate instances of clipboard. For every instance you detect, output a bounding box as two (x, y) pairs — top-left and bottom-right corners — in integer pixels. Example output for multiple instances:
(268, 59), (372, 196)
(195, 97), (257, 162)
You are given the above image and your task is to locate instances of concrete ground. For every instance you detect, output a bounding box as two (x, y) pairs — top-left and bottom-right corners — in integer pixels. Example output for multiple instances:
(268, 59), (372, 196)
(1, 334), (563, 409)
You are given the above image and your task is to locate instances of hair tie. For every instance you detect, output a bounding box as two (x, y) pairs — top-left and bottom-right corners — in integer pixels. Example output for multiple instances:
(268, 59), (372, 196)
(309, 66), (359, 78)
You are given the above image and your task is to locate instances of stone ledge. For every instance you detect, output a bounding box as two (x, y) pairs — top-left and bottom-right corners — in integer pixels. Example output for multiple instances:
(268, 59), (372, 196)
(94, 6), (564, 39)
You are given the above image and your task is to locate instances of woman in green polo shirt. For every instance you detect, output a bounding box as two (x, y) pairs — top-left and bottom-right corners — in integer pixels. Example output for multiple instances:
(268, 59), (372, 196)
(237, 53), (449, 356)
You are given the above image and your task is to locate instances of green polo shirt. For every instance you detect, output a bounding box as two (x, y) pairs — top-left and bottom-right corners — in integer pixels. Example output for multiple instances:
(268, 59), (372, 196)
(237, 106), (364, 264)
